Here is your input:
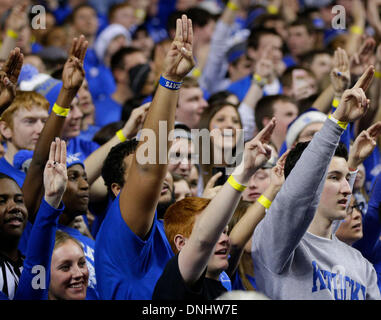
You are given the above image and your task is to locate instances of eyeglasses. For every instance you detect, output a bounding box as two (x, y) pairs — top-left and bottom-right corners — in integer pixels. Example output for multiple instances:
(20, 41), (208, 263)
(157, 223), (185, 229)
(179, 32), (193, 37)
(347, 202), (365, 215)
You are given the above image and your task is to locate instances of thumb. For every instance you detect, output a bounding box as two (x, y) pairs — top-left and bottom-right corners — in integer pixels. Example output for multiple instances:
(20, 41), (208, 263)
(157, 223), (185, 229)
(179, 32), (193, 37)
(206, 171), (222, 188)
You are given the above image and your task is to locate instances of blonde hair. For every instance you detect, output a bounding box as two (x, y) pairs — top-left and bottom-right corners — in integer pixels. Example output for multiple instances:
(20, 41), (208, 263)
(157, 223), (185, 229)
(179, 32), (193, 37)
(1, 91), (49, 129)
(54, 230), (84, 252)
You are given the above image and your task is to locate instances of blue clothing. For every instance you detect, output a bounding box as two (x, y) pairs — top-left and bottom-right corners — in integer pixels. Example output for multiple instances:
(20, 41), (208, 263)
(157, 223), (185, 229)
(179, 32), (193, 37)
(66, 136), (100, 163)
(227, 74), (283, 102)
(219, 271), (232, 291)
(353, 173), (381, 293)
(58, 224), (99, 300)
(231, 271), (257, 291)
(78, 125), (101, 142)
(15, 200), (63, 300)
(84, 49), (116, 102)
(94, 95), (122, 127)
(95, 194), (174, 300)
(0, 157), (26, 188)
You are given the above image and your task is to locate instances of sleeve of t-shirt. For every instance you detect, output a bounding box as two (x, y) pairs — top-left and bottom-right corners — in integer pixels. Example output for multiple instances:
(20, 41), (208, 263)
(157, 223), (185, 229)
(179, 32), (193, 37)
(15, 199), (64, 300)
(152, 254), (206, 300)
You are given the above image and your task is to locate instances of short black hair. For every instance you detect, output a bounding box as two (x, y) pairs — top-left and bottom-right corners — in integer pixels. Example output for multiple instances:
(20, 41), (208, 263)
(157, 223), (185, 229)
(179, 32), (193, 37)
(101, 139), (139, 198)
(110, 47), (142, 73)
(92, 121), (125, 146)
(0, 173), (19, 187)
(284, 141), (348, 178)
(247, 27), (281, 50)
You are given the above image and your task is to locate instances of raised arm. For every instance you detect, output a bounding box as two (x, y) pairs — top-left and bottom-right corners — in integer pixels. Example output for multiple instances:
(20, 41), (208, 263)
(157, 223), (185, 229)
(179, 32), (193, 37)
(178, 119), (276, 285)
(15, 139), (67, 300)
(0, 47), (23, 114)
(120, 15), (195, 239)
(84, 103), (149, 185)
(0, 1), (28, 60)
(253, 66), (375, 274)
(227, 150), (288, 277)
(22, 36), (88, 222)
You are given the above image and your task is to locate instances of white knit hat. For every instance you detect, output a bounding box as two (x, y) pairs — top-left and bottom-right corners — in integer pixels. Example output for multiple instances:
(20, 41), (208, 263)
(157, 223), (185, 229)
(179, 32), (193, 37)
(286, 110), (327, 149)
(94, 24), (131, 62)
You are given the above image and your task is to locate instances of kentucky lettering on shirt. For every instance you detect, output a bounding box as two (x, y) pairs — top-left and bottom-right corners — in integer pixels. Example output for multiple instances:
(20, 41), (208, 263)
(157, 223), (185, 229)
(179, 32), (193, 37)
(312, 261), (366, 300)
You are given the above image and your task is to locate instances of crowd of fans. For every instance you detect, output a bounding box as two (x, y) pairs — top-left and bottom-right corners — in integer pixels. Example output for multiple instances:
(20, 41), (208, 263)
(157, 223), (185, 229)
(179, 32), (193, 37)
(0, 0), (381, 301)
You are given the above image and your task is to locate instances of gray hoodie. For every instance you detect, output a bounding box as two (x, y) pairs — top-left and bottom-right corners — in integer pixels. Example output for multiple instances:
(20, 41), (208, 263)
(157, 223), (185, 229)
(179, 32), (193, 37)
(252, 118), (381, 300)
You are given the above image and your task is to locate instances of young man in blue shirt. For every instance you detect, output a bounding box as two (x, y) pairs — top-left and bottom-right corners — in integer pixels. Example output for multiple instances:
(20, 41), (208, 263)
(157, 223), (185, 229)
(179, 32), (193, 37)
(95, 14), (196, 300)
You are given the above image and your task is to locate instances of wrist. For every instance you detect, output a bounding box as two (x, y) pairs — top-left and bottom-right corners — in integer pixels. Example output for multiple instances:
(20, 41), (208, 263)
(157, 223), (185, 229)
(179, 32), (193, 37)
(44, 195), (61, 209)
(328, 113), (348, 130)
(6, 29), (18, 39)
(227, 174), (247, 192)
(161, 73), (183, 83)
(226, 1), (239, 11)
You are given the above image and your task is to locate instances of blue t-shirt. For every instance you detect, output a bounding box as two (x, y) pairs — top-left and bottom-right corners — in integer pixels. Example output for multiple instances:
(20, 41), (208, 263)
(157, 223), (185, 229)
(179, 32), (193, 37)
(78, 125), (101, 142)
(66, 136), (100, 163)
(94, 95), (123, 128)
(0, 157), (26, 188)
(94, 194), (174, 300)
(227, 75), (283, 102)
(84, 49), (116, 103)
(58, 224), (99, 300)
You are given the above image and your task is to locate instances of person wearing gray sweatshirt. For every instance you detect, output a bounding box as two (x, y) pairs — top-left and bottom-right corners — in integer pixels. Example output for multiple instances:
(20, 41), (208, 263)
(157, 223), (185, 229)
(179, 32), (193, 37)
(252, 65), (381, 300)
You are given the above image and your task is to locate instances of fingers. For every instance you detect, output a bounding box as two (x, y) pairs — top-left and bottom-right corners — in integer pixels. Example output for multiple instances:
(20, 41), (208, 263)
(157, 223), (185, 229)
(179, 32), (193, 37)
(206, 171), (222, 189)
(187, 18), (193, 45)
(60, 140), (67, 165)
(367, 121), (381, 139)
(277, 149), (290, 168)
(55, 137), (61, 163)
(49, 140), (56, 162)
(175, 17), (183, 42)
(182, 14), (188, 43)
(353, 65), (375, 91)
(254, 117), (277, 143)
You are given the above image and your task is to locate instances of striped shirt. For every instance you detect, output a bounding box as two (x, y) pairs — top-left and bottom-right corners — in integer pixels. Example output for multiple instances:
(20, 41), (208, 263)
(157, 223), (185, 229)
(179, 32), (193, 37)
(0, 252), (24, 300)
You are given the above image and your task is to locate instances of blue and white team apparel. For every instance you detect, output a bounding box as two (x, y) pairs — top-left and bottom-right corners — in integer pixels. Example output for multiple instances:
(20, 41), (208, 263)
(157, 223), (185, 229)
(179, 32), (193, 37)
(252, 119), (381, 300)
(95, 194), (174, 300)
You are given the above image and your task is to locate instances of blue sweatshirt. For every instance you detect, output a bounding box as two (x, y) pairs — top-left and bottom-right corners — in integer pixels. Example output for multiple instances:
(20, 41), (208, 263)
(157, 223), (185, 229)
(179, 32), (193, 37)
(353, 173), (381, 292)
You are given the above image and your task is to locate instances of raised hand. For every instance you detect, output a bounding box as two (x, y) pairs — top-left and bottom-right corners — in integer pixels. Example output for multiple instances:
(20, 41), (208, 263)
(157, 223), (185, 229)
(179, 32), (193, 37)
(123, 102), (150, 139)
(0, 47), (23, 112)
(333, 65), (375, 123)
(269, 150), (289, 192)
(348, 121), (381, 169)
(44, 138), (68, 209)
(350, 37), (376, 76)
(235, 118), (276, 184)
(330, 47), (351, 96)
(255, 46), (275, 84)
(162, 14), (195, 82)
(62, 35), (88, 91)
(202, 171), (223, 199)
(5, 0), (29, 35)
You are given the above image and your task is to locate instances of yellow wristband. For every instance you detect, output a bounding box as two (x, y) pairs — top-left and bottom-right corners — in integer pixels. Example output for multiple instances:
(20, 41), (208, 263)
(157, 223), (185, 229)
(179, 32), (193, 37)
(7, 29), (18, 39)
(227, 175), (247, 192)
(328, 114), (348, 130)
(52, 103), (69, 117)
(227, 1), (239, 11)
(257, 195), (272, 209)
(116, 129), (127, 142)
(267, 5), (279, 14)
(350, 25), (364, 35)
(332, 98), (340, 108)
(375, 71), (381, 79)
